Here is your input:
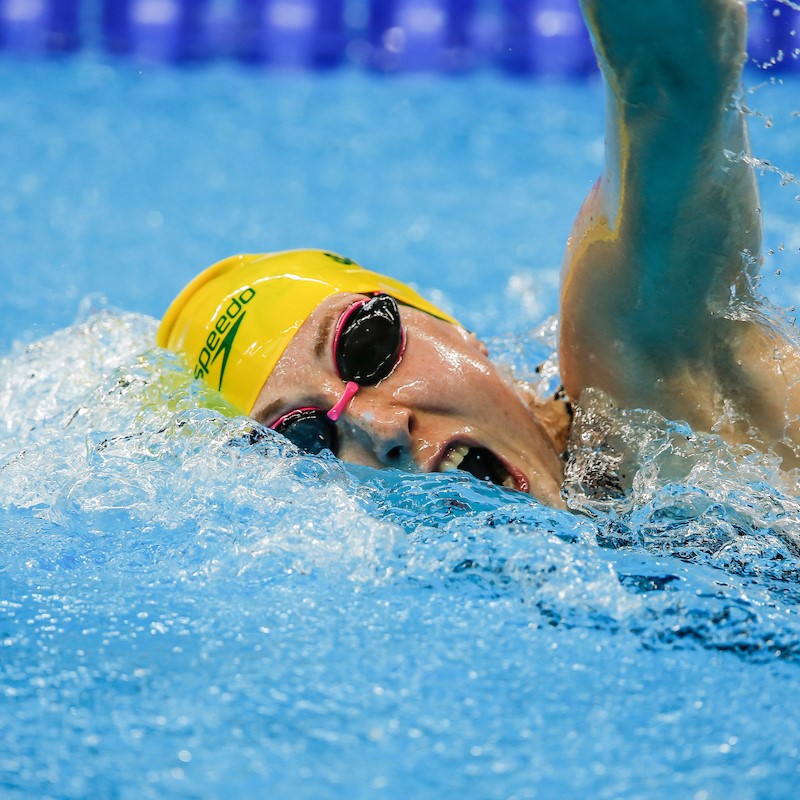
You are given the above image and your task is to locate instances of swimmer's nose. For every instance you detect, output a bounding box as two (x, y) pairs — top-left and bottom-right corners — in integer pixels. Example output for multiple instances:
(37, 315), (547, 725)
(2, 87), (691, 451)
(344, 400), (415, 469)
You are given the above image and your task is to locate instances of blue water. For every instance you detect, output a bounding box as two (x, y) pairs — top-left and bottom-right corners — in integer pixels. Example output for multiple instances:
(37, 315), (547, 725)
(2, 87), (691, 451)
(1, 54), (800, 799)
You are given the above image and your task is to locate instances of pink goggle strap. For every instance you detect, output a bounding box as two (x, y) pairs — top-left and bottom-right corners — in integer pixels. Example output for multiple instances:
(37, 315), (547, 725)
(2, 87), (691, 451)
(327, 381), (360, 422)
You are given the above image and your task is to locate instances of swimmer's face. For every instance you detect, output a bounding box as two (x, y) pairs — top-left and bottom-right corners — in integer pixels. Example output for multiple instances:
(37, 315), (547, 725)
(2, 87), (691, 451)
(251, 293), (566, 507)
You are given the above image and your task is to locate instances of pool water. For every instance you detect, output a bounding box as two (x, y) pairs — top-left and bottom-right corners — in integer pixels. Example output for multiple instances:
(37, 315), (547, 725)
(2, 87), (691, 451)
(1, 53), (800, 798)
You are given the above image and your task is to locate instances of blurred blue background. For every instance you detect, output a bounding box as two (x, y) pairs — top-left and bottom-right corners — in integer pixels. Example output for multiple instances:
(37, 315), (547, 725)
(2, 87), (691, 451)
(0, 0), (797, 352)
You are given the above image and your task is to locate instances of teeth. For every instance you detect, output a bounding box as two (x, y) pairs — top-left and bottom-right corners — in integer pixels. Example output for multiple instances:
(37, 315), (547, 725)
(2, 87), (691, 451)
(502, 475), (516, 489)
(437, 444), (470, 472)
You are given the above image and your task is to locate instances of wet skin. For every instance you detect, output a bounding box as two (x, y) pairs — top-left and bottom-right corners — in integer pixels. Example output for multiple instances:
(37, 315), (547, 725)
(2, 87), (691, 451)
(250, 292), (568, 508)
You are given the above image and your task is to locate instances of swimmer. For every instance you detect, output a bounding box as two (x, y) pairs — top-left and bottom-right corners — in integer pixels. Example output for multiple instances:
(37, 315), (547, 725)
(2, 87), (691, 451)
(158, 0), (799, 507)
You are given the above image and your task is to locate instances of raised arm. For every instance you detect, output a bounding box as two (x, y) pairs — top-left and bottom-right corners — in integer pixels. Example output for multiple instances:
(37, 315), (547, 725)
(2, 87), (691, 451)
(559, 0), (799, 462)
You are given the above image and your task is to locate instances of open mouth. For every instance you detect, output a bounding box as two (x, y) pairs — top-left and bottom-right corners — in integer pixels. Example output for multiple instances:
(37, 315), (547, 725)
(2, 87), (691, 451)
(436, 443), (519, 490)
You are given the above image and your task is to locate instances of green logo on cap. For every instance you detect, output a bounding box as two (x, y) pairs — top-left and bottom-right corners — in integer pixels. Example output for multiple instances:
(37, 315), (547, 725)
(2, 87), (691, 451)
(210, 313), (245, 390)
(194, 286), (256, 391)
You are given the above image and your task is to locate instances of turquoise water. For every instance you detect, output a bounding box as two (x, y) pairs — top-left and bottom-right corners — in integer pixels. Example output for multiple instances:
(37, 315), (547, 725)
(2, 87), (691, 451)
(1, 55), (799, 798)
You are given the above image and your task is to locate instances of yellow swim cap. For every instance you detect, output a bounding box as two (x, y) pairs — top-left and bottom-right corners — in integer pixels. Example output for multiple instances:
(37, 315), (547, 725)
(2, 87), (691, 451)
(157, 249), (459, 415)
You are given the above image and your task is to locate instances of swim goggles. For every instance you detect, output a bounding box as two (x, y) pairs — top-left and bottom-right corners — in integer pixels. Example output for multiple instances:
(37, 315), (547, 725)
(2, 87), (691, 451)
(268, 293), (406, 455)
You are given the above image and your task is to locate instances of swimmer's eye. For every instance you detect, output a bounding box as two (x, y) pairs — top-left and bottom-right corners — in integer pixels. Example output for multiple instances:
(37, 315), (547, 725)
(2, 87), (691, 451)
(271, 407), (338, 456)
(270, 294), (406, 456)
(333, 293), (405, 386)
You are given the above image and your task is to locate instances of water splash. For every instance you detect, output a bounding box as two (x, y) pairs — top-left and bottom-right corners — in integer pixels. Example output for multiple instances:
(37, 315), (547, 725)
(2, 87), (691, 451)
(2, 307), (800, 796)
(724, 148), (799, 189)
(3, 308), (799, 655)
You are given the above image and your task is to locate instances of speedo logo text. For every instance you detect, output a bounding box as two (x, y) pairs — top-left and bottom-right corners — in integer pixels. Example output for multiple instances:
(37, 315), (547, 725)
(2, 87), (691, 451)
(194, 286), (256, 389)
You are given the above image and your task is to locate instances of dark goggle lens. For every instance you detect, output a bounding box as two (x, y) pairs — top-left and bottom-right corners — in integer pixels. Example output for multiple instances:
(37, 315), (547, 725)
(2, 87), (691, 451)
(335, 294), (404, 386)
(273, 409), (338, 455)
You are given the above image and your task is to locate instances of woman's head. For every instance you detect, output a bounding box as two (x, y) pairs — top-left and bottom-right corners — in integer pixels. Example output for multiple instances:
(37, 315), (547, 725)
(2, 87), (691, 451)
(157, 250), (458, 414)
(159, 250), (566, 505)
